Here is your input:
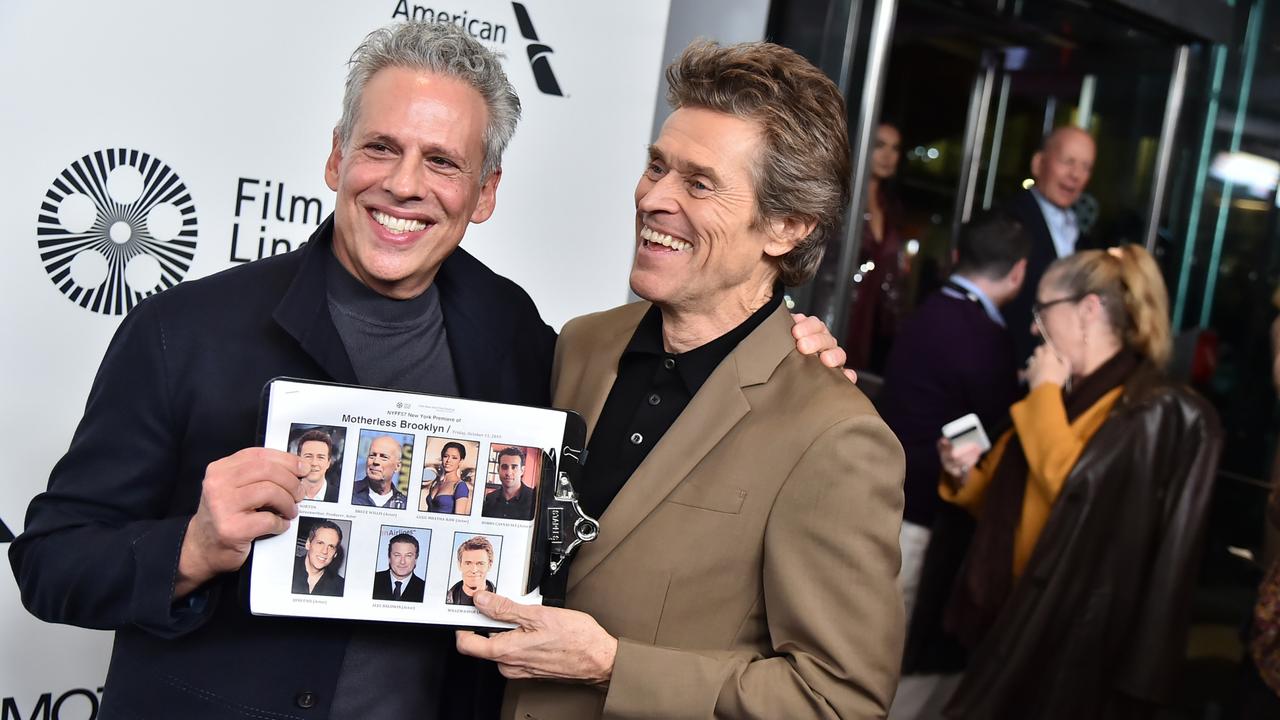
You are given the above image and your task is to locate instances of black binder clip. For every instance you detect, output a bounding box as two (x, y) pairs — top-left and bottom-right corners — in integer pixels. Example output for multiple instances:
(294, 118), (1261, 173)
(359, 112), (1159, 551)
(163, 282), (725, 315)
(528, 419), (599, 605)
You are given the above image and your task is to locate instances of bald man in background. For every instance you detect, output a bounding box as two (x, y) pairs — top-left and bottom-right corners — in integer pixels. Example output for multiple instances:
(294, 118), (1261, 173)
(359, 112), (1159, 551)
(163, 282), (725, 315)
(1002, 126), (1098, 363)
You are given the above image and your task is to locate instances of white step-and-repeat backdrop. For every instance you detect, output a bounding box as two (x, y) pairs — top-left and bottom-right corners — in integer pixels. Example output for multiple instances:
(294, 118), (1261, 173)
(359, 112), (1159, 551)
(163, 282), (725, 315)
(0, 1), (670, 715)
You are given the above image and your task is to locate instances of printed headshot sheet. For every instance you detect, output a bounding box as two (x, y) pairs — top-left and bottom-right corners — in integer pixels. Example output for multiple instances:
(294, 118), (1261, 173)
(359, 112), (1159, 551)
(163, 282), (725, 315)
(249, 378), (571, 629)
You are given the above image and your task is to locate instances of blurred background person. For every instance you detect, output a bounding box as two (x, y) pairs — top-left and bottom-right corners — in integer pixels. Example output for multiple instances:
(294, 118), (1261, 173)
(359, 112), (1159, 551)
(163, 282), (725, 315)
(1001, 126), (1097, 365)
(937, 244), (1221, 718)
(1239, 291), (1280, 719)
(1243, 481), (1280, 718)
(847, 121), (909, 372)
(878, 210), (1029, 718)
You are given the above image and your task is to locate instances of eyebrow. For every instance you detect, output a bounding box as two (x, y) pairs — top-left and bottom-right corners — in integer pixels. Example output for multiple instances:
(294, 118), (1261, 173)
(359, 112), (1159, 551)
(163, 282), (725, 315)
(365, 133), (467, 163)
(648, 145), (723, 187)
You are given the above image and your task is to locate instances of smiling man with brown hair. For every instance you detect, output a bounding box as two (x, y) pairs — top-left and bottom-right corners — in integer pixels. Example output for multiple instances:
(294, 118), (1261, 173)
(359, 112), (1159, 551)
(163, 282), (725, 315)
(459, 40), (905, 720)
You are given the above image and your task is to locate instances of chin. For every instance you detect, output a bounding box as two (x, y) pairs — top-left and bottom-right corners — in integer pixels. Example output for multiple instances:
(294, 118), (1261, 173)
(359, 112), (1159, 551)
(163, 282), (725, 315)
(628, 272), (669, 305)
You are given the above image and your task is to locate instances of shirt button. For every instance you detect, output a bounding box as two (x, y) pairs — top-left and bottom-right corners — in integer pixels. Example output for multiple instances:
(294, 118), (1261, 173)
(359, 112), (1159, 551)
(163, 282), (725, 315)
(296, 692), (316, 709)
(629, 432), (644, 445)
(648, 393), (661, 406)
(663, 358), (676, 370)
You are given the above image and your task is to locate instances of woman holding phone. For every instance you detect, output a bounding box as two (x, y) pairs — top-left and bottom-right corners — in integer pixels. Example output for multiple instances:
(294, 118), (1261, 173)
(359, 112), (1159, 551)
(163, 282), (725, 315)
(934, 245), (1220, 719)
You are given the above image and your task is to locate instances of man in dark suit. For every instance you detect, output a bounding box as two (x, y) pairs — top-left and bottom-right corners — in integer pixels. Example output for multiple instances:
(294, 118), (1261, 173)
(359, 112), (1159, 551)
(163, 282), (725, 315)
(876, 210), (1029, 716)
(293, 520), (347, 597)
(296, 429), (340, 503)
(9, 21), (553, 720)
(1002, 126), (1096, 363)
(371, 533), (425, 602)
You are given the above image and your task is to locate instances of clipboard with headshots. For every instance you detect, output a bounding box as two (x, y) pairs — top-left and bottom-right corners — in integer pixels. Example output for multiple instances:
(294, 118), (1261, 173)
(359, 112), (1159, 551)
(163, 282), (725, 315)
(247, 377), (595, 629)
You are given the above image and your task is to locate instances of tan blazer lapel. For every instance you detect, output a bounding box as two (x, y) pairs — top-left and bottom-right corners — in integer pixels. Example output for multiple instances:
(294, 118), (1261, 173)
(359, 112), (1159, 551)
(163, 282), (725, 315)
(568, 304), (795, 590)
(561, 304), (646, 439)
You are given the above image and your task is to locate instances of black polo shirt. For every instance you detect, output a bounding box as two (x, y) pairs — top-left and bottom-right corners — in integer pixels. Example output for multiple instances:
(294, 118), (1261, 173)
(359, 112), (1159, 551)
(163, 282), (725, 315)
(578, 292), (782, 519)
(482, 482), (536, 520)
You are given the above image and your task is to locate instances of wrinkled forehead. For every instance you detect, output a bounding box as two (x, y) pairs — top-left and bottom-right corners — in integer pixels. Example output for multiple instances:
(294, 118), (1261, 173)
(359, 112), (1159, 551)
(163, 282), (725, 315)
(653, 107), (765, 182)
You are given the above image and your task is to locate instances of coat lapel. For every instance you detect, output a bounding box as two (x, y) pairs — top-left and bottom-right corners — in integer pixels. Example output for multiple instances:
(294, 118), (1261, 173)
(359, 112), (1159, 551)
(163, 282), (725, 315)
(573, 305), (646, 439)
(271, 217), (358, 385)
(568, 304), (794, 589)
(434, 249), (513, 403)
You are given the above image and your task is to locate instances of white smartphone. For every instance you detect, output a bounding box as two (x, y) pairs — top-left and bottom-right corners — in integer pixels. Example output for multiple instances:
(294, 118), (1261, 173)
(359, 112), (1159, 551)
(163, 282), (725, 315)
(941, 412), (992, 453)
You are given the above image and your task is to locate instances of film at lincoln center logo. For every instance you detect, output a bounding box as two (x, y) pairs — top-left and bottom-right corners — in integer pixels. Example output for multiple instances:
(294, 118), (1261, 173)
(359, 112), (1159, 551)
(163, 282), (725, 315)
(37, 148), (197, 315)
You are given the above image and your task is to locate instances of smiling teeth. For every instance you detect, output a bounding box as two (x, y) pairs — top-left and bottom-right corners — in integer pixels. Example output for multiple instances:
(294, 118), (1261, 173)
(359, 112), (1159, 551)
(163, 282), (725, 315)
(372, 210), (427, 233)
(640, 225), (692, 251)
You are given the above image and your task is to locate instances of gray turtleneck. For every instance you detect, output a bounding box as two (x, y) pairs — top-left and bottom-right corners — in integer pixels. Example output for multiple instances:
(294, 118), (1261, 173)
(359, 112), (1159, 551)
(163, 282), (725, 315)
(325, 253), (459, 719)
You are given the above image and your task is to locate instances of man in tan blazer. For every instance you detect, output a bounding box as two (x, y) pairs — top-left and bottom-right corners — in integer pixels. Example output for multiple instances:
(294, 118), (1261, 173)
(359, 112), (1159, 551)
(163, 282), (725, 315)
(458, 40), (905, 719)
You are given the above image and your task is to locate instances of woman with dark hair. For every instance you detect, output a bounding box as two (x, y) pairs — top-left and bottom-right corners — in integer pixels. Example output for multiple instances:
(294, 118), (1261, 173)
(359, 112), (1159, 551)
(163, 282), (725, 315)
(846, 121), (907, 372)
(422, 441), (472, 515)
(935, 244), (1221, 718)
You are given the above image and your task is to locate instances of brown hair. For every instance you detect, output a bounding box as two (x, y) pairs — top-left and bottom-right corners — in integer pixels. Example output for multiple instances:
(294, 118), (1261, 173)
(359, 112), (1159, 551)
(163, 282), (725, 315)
(665, 40), (851, 287)
(457, 535), (494, 564)
(1045, 244), (1171, 368)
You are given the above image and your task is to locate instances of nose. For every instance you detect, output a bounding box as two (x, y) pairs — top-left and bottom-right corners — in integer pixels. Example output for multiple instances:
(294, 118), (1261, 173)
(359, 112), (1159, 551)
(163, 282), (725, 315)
(1031, 320), (1041, 338)
(383, 154), (427, 201)
(636, 171), (680, 215)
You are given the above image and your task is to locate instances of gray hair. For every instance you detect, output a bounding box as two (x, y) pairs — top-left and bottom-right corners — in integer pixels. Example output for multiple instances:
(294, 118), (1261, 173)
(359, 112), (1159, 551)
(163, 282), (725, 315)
(337, 22), (521, 180)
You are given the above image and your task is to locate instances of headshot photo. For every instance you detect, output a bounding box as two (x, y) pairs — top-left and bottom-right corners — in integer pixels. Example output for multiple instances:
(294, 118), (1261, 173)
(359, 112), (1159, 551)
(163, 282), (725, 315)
(371, 525), (431, 603)
(445, 533), (502, 606)
(291, 516), (351, 598)
(287, 424), (346, 503)
(481, 444), (541, 521)
(419, 437), (481, 515)
(352, 430), (414, 509)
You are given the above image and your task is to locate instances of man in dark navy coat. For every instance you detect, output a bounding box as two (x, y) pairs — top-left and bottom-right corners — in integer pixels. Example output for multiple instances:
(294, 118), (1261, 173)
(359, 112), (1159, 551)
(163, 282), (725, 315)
(1001, 126), (1097, 364)
(9, 21), (845, 720)
(8, 21), (553, 720)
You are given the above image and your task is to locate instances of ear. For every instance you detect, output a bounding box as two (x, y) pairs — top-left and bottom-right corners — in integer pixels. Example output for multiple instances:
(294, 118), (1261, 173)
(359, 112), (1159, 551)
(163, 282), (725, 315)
(763, 216), (816, 258)
(325, 129), (343, 192)
(470, 167), (502, 224)
(1030, 151), (1044, 182)
(1078, 292), (1106, 323)
(1007, 258), (1028, 291)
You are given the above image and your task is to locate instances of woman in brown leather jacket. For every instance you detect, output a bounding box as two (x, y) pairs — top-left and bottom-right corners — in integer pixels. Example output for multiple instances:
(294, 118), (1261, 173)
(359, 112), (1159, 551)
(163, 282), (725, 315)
(936, 245), (1222, 719)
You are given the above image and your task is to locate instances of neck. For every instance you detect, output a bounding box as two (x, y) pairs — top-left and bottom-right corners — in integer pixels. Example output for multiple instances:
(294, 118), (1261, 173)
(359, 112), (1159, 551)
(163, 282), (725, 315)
(1075, 333), (1124, 378)
(659, 279), (775, 353)
(302, 478), (324, 498)
(306, 562), (324, 578)
(463, 583), (481, 596)
(366, 477), (389, 494)
(391, 568), (411, 582)
(956, 273), (1003, 306)
(504, 485), (521, 500)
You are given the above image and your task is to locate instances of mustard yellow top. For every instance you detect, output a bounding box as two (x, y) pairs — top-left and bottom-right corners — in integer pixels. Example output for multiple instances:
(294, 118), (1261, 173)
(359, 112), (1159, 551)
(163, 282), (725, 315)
(940, 382), (1125, 578)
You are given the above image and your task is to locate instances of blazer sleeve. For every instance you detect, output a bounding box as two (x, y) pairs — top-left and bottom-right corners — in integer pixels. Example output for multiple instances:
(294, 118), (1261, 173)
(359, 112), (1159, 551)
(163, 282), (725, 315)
(600, 414), (906, 719)
(8, 298), (216, 638)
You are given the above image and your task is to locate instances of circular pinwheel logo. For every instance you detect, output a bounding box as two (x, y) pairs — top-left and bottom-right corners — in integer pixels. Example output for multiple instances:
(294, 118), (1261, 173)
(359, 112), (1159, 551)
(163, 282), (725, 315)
(37, 148), (197, 315)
